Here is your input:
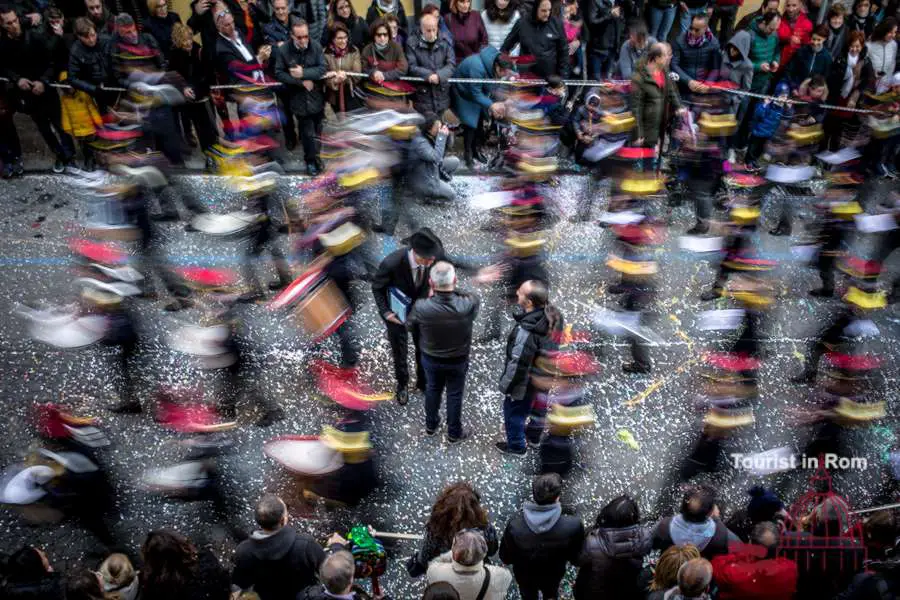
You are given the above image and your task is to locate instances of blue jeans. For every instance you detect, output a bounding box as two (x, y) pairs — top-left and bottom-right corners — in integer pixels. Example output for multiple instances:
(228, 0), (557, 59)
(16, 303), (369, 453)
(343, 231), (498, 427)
(680, 4), (709, 35)
(589, 51), (614, 80)
(649, 6), (676, 42)
(503, 390), (535, 451)
(421, 353), (468, 439)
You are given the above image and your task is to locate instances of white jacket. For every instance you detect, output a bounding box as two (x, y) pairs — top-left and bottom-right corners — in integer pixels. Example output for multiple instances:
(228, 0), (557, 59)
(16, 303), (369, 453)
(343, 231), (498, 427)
(426, 552), (513, 600)
(482, 10), (519, 54)
(866, 39), (897, 93)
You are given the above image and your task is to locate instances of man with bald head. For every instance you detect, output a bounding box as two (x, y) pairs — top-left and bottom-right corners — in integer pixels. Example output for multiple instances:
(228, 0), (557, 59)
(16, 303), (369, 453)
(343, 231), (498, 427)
(406, 12), (456, 116)
(674, 558), (714, 599)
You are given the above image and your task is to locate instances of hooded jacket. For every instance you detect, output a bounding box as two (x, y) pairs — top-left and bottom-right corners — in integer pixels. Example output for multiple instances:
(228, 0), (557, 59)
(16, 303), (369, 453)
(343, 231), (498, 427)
(784, 43), (833, 89)
(652, 514), (737, 559)
(574, 524), (653, 600)
(630, 60), (680, 146)
(453, 45), (501, 128)
(406, 29), (456, 114)
(720, 31), (753, 116)
(232, 526), (326, 600)
(499, 502), (585, 588)
(749, 95), (793, 138)
(498, 308), (551, 402)
(500, 13), (569, 79)
(746, 18), (779, 93)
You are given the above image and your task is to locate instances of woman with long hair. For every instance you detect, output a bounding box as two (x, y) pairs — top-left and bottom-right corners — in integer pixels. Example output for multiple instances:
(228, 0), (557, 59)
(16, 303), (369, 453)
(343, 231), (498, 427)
(574, 495), (652, 599)
(446, 0), (489, 60)
(325, 21), (363, 115)
(824, 30), (874, 150)
(867, 17), (898, 93)
(482, 0), (519, 52)
(139, 530), (230, 600)
(1, 546), (65, 600)
(324, 0), (369, 49)
(66, 570), (109, 600)
(406, 482), (499, 577)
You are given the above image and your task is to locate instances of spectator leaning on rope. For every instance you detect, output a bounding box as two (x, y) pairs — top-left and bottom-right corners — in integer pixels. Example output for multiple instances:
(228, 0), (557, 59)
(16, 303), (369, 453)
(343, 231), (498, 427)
(361, 17), (408, 84)
(68, 17), (116, 112)
(407, 12), (456, 116)
(324, 21), (362, 115)
(671, 12), (722, 97)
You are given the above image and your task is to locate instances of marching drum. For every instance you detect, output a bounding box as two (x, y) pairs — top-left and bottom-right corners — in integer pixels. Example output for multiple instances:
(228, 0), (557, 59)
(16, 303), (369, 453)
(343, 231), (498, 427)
(15, 304), (108, 349)
(190, 211), (261, 238)
(270, 268), (350, 341)
(82, 196), (141, 242)
(168, 323), (237, 370)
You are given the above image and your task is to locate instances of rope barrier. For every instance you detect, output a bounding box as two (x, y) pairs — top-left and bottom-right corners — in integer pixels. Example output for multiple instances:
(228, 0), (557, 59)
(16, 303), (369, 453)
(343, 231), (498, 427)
(1, 72), (895, 116)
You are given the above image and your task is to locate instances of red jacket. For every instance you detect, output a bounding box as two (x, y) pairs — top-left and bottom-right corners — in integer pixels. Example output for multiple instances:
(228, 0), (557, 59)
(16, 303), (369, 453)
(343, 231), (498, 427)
(711, 546), (799, 600)
(777, 12), (813, 69)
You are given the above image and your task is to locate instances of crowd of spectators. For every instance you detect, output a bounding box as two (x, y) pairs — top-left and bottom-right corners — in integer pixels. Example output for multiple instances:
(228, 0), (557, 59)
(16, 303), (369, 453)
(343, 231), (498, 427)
(0, 0), (897, 177)
(4, 477), (900, 599)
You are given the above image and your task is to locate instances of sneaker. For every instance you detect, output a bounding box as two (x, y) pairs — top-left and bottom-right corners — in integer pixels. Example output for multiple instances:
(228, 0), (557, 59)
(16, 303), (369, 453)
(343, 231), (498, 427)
(494, 441), (526, 456)
(425, 421), (441, 436)
(447, 428), (471, 445)
(13, 158), (24, 176)
(395, 388), (409, 406)
(52, 159), (65, 174)
(1, 163), (12, 179)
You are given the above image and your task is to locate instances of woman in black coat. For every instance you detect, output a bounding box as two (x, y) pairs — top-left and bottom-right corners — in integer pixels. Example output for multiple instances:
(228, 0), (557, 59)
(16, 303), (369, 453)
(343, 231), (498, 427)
(144, 0), (182, 60)
(169, 23), (219, 153)
(323, 0), (369, 50)
(574, 495), (652, 600)
(139, 530), (231, 600)
(823, 30), (875, 150)
(1, 547), (65, 600)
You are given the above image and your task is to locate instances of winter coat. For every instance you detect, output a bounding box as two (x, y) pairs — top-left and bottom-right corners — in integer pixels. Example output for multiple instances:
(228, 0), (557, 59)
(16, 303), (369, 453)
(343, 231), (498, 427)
(60, 82), (102, 137)
(499, 502), (585, 591)
(866, 40), (898, 92)
(445, 10), (488, 61)
(498, 307), (552, 402)
(630, 61), (680, 146)
(711, 547), (799, 600)
(322, 15), (369, 50)
(365, 0), (408, 28)
(139, 549), (230, 600)
(408, 287), (480, 359)
(406, 30), (456, 114)
(360, 41), (408, 80)
(720, 31), (753, 116)
(588, 0), (625, 55)
(500, 15), (569, 79)
(671, 30), (721, 90)
(406, 524), (499, 577)
(827, 46), (875, 102)
(746, 19), (780, 93)
(232, 526), (327, 600)
(847, 12), (875, 38)
(776, 12), (813, 70)
(67, 36), (114, 96)
(482, 9), (519, 52)
(784, 44), (833, 89)
(574, 524), (653, 600)
(836, 562), (900, 600)
(1, 572), (66, 600)
(452, 45), (501, 128)
(274, 39), (326, 116)
(169, 43), (211, 98)
(0, 28), (56, 87)
(109, 32), (166, 88)
(263, 17), (292, 46)
(749, 97), (792, 138)
(189, 0), (266, 65)
(371, 237), (449, 320)
(144, 12), (181, 59)
(426, 553), (513, 600)
(652, 514), (738, 559)
(618, 36), (656, 78)
(324, 47), (362, 112)
(405, 130), (452, 195)
(824, 23), (846, 59)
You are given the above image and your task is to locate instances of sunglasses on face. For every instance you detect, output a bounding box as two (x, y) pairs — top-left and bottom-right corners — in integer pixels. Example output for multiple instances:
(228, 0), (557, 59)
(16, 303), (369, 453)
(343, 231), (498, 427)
(375, 31), (388, 37)
(296, 33), (309, 38)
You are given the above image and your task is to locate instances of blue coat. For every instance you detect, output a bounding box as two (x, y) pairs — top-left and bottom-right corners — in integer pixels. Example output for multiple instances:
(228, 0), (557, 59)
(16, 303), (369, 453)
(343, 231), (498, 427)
(750, 100), (792, 139)
(452, 46), (500, 129)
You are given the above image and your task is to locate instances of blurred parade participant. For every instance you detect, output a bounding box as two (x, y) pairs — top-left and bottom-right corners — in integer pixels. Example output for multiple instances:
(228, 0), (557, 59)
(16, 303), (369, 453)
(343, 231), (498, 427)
(797, 192), (861, 298)
(744, 82), (793, 171)
(698, 207), (765, 301)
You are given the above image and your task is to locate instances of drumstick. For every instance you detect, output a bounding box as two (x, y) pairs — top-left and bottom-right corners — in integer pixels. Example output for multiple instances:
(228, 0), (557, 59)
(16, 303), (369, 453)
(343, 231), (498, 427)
(369, 530), (425, 541)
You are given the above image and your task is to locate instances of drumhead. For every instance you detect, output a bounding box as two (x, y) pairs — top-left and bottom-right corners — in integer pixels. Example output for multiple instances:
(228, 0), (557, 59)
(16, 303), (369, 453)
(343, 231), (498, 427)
(264, 436), (343, 476)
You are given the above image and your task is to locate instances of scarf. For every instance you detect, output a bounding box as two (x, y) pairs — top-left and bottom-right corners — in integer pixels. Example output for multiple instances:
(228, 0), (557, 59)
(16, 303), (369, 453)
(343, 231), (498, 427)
(374, 40), (389, 52)
(686, 28), (713, 48)
(330, 41), (349, 57)
(842, 52), (858, 98)
(376, 0), (397, 14)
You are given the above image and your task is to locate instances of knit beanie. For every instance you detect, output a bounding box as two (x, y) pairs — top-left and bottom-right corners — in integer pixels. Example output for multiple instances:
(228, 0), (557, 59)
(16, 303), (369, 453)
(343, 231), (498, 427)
(747, 486), (783, 523)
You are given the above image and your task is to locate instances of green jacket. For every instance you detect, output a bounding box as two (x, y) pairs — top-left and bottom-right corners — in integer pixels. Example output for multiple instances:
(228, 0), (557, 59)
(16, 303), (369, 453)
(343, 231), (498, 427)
(630, 62), (680, 147)
(747, 18), (780, 94)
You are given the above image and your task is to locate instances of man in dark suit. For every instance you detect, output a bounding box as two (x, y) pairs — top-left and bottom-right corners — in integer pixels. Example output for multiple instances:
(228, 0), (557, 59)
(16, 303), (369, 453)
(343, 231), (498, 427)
(371, 228), (446, 406)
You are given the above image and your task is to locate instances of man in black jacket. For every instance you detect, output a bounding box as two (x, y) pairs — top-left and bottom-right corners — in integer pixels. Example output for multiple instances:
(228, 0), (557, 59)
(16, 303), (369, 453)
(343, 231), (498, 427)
(0, 6), (76, 173)
(496, 279), (557, 456)
(652, 484), (739, 560)
(407, 261), (479, 443)
(371, 228), (446, 406)
(68, 17), (116, 112)
(499, 473), (585, 600)
(500, 0), (569, 79)
(232, 493), (326, 600)
(274, 18), (326, 175)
